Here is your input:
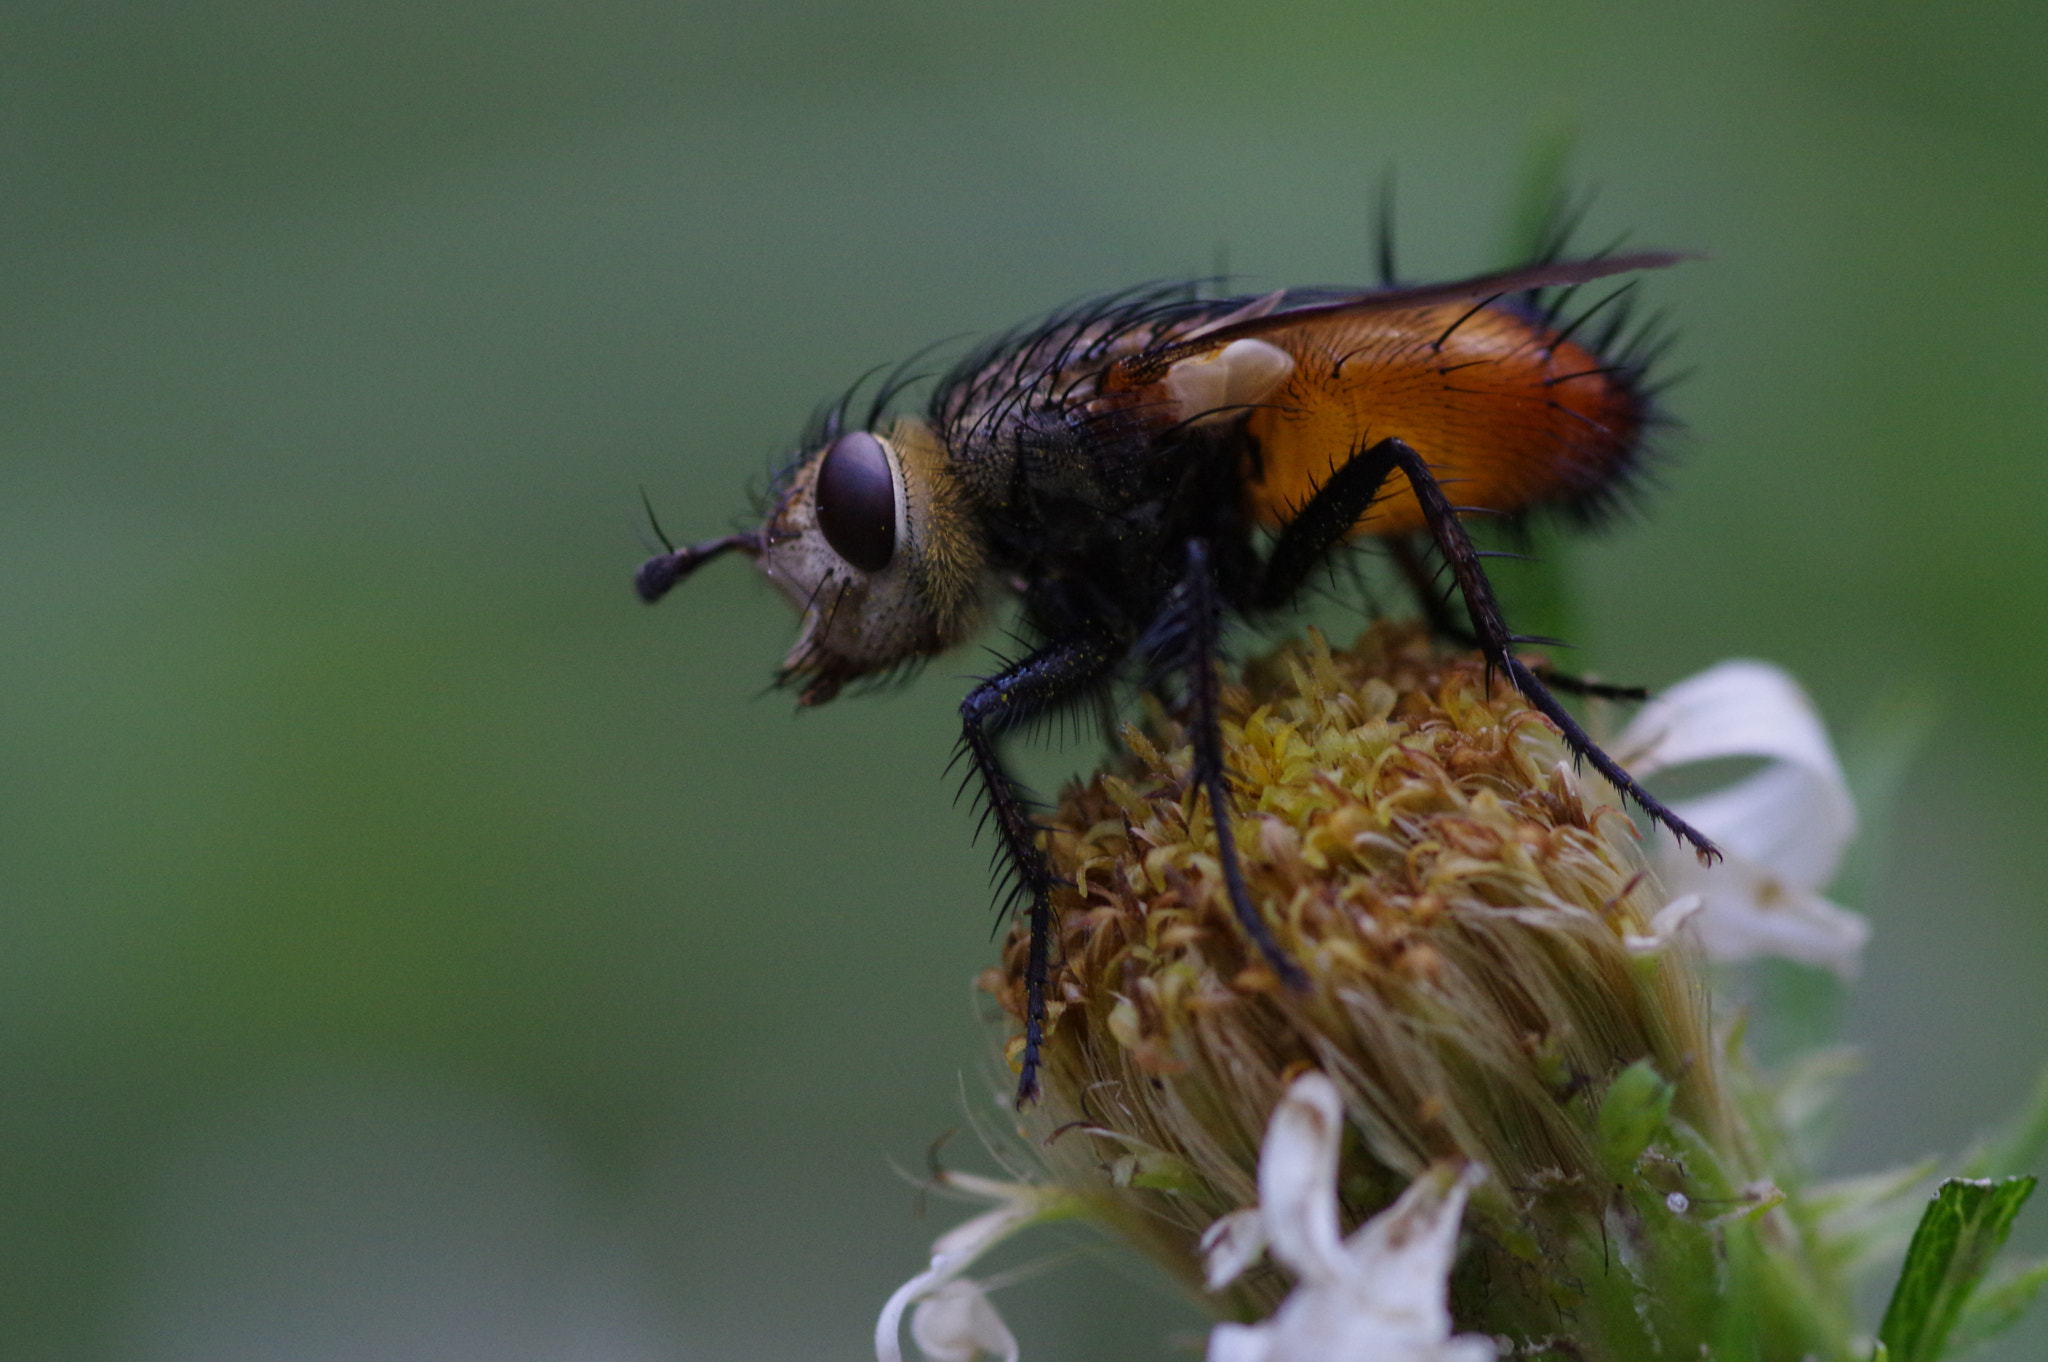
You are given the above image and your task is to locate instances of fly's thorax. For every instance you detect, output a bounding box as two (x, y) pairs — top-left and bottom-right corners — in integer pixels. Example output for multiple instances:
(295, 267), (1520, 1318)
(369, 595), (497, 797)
(757, 416), (990, 705)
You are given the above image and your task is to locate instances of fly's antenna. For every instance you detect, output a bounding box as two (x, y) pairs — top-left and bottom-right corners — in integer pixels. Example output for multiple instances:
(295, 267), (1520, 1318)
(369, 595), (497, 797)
(635, 527), (762, 603)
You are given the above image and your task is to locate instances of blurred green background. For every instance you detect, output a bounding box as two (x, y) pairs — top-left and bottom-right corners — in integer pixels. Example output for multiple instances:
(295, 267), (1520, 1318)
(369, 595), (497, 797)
(3, 1), (2046, 1357)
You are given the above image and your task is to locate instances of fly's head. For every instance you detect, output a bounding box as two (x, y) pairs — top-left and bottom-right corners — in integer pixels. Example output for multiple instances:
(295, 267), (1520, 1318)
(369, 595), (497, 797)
(638, 417), (989, 706)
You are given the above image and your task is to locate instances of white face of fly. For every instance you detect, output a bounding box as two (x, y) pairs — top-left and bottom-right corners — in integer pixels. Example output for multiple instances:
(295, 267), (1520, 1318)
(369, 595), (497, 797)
(755, 420), (990, 705)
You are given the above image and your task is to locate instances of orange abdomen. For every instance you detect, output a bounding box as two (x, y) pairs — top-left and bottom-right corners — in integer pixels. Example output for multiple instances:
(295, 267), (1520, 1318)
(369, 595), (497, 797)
(1241, 302), (1646, 536)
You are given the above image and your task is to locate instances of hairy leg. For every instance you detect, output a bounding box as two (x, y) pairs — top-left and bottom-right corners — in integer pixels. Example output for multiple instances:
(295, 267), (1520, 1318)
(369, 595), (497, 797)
(958, 628), (1123, 1103)
(1156, 540), (1309, 989)
(1258, 437), (1717, 861)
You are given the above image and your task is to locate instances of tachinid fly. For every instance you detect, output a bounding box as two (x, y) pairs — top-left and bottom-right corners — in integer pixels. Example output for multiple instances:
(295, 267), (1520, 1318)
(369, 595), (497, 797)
(637, 251), (1716, 1102)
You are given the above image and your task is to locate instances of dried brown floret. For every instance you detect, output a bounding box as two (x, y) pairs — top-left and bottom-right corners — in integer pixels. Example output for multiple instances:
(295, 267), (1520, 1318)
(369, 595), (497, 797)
(983, 624), (1743, 1329)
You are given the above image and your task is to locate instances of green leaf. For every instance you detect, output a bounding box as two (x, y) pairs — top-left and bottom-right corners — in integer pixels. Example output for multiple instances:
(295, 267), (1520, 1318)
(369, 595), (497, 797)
(1877, 1176), (2036, 1362)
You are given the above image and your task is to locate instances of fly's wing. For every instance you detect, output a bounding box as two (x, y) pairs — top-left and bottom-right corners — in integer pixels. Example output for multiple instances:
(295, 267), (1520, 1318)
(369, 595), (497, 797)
(1103, 253), (1684, 536)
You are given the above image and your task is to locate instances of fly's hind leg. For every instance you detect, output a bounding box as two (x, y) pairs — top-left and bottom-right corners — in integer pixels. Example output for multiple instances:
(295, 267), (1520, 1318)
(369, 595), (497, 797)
(1385, 534), (1647, 702)
(958, 629), (1122, 1105)
(1257, 436), (1718, 862)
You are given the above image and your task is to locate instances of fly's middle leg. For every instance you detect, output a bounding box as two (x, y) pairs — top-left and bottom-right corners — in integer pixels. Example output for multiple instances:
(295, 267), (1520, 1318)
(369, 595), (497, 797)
(1151, 540), (1309, 992)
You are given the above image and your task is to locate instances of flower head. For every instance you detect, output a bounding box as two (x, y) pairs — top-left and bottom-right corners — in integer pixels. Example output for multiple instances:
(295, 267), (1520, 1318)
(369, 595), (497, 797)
(976, 624), (1850, 1357)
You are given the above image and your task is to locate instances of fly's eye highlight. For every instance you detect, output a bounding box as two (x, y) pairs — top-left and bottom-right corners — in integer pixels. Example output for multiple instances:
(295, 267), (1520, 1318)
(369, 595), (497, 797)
(814, 430), (898, 573)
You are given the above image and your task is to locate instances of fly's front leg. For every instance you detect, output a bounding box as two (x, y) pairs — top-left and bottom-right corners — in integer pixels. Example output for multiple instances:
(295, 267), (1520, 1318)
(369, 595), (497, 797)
(958, 629), (1121, 1105)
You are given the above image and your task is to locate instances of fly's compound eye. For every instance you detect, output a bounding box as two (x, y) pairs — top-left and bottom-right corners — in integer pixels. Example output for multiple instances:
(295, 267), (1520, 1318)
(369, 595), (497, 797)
(814, 431), (898, 573)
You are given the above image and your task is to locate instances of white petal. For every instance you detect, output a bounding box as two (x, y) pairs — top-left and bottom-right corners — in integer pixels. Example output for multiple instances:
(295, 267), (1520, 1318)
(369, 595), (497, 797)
(1616, 660), (1856, 883)
(877, 1180), (1056, 1362)
(1210, 1083), (1497, 1362)
(1201, 1207), (1269, 1291)
(927, 1194), (1043, 1271)
(1336, 1165), (1485, 1333)
(1226, 1167), (1497, 1360)
(1205, 1321), (1273, 1362)
(1614, 661), (1838, 791)
(1657, 852), (1871, 977)
(909, 1279), (1020, 1362)
(1613, 660), (1866, 972)
(1254, 1073), (1349, 1285)
(1669, 761), (1849, 891)
(1623, 893), (1704, 956)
